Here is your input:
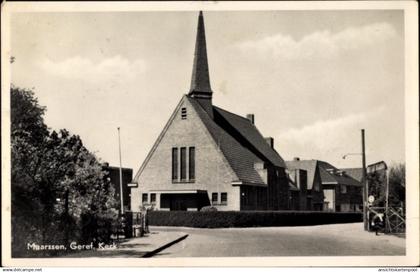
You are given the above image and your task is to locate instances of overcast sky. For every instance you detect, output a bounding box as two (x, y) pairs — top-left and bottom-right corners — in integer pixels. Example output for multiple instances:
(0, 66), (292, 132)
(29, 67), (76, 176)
(10, 10), (405, 172)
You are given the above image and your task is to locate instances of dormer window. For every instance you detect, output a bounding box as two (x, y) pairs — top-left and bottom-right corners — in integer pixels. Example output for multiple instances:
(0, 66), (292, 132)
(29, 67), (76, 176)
(181, 107), (187, 119)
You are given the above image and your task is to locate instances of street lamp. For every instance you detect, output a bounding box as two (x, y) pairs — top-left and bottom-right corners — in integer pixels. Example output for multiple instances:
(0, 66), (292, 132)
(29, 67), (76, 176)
(342, 129), (369, 231)
(342, 153), (362, 160)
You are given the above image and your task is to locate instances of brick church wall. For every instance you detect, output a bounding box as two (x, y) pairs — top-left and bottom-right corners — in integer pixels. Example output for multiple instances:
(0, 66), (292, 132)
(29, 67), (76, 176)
(131, 97), (240, 212)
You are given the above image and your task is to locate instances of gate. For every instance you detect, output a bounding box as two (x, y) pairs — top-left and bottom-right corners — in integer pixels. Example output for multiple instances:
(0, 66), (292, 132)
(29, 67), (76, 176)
(368, 206), (405, 233)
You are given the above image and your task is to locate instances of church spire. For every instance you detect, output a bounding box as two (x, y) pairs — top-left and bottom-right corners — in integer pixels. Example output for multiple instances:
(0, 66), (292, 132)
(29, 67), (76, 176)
(189, 11), (212, 99)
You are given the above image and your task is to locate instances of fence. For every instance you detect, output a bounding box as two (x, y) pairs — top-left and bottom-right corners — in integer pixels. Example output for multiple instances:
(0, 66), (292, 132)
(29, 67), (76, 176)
(124, 211), (149, 237)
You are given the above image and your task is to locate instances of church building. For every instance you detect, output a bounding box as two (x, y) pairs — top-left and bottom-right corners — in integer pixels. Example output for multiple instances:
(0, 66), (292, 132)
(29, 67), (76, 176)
(130, 12), (293, 211)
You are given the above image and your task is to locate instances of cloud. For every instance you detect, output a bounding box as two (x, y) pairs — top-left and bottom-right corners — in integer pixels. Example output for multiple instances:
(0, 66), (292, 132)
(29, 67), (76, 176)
(276, 106), (386, 160)
(39, 55), (147, 82)
(237, 22), (398, 60)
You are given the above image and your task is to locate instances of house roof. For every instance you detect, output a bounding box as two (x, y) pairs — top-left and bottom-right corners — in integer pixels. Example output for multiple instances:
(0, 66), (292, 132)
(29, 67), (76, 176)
(286, 160), (362, 188)
(103, 165), (133, 172)
(187, 97), (266, 185)
(317, 161), (362, 186)
(340, 161), (387, 183)
(340, 168), (363, 182)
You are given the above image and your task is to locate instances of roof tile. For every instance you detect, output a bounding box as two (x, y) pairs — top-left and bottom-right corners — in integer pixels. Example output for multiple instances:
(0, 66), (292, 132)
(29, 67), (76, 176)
(213, 106), (286, 168)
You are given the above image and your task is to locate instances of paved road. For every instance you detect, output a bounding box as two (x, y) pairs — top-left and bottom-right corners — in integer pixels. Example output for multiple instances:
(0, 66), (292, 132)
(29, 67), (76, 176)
(153, 223), (405, 257)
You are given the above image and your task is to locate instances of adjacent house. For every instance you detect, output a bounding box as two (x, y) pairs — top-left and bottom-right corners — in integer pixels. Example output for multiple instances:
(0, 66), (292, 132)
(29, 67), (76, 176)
(286, 168), (308, 210)
(286, 158), (363, 212)
(130, 12), (293, 211)
(102, 163), (133, 212)
(285, 159), (325, 211)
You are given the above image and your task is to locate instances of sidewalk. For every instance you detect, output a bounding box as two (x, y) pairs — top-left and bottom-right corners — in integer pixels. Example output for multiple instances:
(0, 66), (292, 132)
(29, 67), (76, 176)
(63, 229), (188, 258)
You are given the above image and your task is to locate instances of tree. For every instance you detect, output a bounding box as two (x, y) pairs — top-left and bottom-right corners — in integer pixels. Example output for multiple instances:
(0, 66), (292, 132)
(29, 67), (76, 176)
(368, 171), (386, 207)
(387, 163), (405, 207)
(11, 86), (48, 144)
(11, 86), (119, 257)
(367, 162), (405, 208)
(11, 86), (50, 255)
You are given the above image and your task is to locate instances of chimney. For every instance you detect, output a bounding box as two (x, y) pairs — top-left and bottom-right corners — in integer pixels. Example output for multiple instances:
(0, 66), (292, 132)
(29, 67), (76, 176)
(246, 114), (255, 125)
(264, 137), (274, 148)
(293, 157), (300, 161)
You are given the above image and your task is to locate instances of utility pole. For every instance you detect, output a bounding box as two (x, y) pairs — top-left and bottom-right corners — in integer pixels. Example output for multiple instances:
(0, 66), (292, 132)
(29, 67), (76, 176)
(118, 127), (124, 215)
(385, 168), (390, 232)
(361, 129), (368, 231)
(342, 130), (369, 231)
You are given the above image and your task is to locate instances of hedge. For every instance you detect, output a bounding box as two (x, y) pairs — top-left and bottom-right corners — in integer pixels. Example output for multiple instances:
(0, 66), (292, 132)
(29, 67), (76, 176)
(148, 211), (362, 228)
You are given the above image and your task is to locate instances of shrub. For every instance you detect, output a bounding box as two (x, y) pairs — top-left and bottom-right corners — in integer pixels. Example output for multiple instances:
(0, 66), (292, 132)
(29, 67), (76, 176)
(200, 206), (218, 212)
(148, 211), (362, 228)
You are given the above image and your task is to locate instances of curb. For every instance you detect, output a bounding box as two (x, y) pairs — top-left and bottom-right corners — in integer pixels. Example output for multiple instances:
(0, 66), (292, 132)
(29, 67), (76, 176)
(142, 234), (189, 258)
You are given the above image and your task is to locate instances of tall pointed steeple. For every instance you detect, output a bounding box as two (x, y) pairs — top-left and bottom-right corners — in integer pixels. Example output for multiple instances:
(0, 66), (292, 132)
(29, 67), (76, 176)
(188, 11), (213, 116)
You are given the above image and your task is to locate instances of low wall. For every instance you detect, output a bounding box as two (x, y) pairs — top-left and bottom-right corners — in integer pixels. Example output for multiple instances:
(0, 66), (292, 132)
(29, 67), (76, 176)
(148, 211), (363, 228)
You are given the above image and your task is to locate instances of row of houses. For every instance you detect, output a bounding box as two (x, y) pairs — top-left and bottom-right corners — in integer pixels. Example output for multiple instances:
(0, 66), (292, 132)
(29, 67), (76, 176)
(287, 158), (363, 212)
(108, 12), (373, 213)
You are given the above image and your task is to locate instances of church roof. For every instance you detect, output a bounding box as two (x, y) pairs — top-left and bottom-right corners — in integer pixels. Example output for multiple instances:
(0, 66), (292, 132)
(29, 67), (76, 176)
(187, 97), (266, 185)
(187, 94), (288, 185)
(213, 106), (286, 168)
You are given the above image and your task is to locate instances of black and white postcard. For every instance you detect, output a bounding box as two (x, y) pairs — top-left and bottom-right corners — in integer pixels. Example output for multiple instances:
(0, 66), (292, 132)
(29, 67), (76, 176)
(1, 1), (418, 267)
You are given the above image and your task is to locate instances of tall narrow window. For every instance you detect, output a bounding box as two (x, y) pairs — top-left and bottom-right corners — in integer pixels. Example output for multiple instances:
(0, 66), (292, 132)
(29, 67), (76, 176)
(172, 148), (178, 180)
(181, 107), (187, 119)
(189, 147), (195, 180)
(221, 192), (227, 205)
(150, 193), (156, 203)
(180, 147), (187, 180)
(212, 193), (218, 205)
